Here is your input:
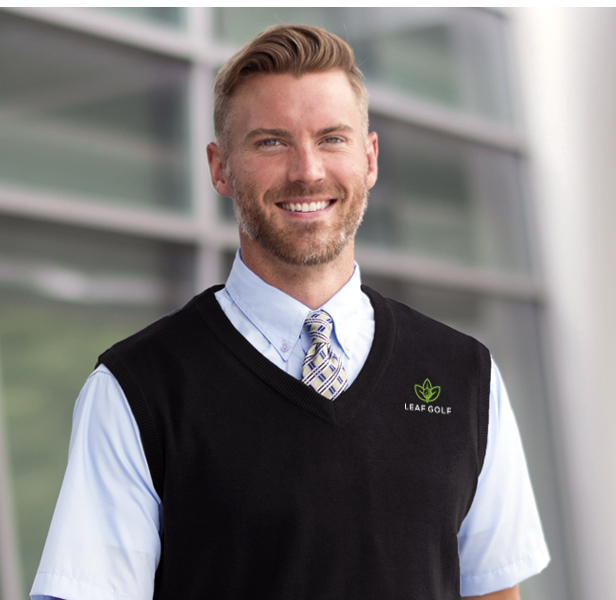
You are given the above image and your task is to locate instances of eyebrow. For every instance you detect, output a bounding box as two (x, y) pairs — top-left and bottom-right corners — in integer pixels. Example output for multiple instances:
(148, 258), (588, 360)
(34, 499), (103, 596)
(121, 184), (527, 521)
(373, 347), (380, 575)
(244, 124), (354, 143)
(244, 128), (290, 142)
(317, 124), (354, 136)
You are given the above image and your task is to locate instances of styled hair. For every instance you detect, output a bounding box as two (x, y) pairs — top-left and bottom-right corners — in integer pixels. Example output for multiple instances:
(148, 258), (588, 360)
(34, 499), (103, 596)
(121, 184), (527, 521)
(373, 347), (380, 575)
(213, 24), (369, 154)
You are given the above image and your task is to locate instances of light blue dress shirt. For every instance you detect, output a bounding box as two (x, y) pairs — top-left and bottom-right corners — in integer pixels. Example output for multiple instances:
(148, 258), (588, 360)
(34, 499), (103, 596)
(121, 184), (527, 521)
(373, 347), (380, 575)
(31, 252), (550, 600)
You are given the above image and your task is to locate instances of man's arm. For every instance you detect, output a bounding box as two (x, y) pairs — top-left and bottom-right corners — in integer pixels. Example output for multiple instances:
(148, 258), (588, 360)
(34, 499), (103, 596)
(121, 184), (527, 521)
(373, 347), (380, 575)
(458, 360), (549, 596)
(464, 584), (520, 599)
(30, 367), (161, 600)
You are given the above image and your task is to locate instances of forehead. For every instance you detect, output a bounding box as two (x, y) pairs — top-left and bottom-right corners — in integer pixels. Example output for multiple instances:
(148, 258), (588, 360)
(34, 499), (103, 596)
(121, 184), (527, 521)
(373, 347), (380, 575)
(228, 70), (362, 137)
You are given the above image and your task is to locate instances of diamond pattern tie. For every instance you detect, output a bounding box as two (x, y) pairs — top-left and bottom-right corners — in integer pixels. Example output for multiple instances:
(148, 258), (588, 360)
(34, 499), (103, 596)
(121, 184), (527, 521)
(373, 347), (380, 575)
(301, 310), (348, 400)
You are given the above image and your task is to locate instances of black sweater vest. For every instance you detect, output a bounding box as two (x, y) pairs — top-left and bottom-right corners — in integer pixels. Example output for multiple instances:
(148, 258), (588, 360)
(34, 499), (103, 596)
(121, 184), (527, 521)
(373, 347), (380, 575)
(99, 285), (490, 600)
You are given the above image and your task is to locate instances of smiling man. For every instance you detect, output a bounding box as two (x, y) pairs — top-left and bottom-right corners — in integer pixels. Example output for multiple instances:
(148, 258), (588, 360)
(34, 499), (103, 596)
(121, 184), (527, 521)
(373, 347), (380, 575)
(209, 67), (376, 310)
(31, 25), (549, 600)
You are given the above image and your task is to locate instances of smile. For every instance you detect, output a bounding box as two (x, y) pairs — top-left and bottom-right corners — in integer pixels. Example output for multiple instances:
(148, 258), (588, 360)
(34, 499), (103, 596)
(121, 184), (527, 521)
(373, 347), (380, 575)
(278, 200), (332, 213)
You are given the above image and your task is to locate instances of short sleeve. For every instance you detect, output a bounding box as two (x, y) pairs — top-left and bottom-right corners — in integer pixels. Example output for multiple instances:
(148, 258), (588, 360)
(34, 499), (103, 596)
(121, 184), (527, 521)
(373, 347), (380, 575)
(30, 366), (161, 600)
(458, 359), (550, 596)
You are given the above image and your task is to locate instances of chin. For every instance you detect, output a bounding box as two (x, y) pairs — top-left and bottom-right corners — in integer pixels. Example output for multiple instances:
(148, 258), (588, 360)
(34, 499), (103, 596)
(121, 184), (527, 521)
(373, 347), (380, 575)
(266, 230), (353, 267)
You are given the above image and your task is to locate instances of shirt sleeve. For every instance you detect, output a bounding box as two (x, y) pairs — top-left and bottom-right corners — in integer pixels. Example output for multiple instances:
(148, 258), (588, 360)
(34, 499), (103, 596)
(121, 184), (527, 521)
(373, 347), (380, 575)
(30, 366), (161, 600)
(458, 359), (550, 596)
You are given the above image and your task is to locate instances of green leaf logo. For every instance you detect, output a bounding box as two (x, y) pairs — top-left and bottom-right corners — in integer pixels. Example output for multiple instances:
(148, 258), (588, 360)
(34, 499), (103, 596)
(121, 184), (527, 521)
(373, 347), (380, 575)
(414, 378), (441, 403)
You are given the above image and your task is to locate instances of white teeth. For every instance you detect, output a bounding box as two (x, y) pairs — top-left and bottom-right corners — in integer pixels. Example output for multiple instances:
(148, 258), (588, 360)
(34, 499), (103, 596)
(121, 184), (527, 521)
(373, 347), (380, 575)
(281, 200), (332, 212)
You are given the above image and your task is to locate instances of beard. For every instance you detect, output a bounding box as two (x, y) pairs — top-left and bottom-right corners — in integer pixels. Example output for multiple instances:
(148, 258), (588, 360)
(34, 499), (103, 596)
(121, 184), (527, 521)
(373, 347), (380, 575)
(231, 178), (369, 267)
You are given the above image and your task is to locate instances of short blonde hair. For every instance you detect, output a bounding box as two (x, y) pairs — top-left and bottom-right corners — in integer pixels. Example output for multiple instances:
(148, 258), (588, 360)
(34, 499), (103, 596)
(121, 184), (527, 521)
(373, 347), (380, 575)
(213, 24), (369, 154)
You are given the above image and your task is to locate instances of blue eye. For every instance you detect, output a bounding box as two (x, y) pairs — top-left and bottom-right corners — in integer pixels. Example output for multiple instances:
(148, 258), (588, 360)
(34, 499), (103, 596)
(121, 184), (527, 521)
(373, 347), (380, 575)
(260, 139), (280, 147)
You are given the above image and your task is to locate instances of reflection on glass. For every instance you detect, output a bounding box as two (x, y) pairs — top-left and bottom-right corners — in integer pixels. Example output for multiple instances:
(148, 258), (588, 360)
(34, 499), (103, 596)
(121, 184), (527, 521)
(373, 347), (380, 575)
(0, 13), (191, 212)
(0, 218), (194, 590)
(360, 114), (531, 273)
(213, 7), (512, 123)
(94, 7), (186, 29)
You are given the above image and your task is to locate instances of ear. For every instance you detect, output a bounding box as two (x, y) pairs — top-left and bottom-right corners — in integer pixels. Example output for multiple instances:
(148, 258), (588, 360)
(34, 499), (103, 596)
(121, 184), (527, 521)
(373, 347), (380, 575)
(207, 143), (233, 198)
(365, 131), (379, 190)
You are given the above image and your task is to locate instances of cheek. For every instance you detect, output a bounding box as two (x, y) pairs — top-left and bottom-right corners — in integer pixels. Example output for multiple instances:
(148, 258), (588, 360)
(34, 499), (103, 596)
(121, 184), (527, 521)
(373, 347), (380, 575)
(329, 149), (369, 176)
(238, 157), (286, 187)
(333, 161), (368, 187)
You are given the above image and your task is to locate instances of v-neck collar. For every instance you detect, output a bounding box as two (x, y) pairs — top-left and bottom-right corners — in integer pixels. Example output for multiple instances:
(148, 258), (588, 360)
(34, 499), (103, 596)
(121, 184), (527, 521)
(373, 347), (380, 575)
(195, 284), (395, 427)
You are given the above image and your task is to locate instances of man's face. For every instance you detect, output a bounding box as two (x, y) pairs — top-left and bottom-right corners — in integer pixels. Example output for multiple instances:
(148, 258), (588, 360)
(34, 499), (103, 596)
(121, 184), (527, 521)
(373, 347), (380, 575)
(209, 70), (378, 267)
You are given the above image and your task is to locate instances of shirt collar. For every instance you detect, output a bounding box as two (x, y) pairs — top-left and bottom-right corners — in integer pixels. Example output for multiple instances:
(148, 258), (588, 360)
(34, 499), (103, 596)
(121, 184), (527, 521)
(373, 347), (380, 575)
(224, 251), (364, 362)
(319, 267), (364, 360)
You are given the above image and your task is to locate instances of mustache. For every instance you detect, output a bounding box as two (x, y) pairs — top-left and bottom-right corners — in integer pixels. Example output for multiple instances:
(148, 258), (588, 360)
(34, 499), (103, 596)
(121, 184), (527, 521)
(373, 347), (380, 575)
(264, 182), (348, 203)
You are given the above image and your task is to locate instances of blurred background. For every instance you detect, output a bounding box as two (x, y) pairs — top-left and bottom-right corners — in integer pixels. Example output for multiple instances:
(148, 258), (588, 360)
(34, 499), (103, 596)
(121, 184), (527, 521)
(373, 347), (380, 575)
(0, 7), (614, 600)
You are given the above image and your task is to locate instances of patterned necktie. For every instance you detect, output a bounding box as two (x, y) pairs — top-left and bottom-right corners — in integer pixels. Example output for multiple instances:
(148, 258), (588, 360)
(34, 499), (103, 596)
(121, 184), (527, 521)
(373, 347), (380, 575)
(301, 310), (348, 400)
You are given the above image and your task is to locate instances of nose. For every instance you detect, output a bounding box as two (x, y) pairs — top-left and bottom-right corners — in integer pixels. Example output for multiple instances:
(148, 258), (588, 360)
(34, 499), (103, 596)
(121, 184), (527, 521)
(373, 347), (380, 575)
(287, 143), (326, 184)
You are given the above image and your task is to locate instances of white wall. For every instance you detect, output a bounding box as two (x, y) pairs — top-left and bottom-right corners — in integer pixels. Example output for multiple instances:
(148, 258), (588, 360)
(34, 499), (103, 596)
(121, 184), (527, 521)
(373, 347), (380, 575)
(512, 8), (616, 599)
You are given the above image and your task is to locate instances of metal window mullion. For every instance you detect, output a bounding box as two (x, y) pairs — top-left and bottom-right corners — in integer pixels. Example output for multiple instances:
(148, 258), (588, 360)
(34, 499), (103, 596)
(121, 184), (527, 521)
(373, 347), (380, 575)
(188, 7), (226, 292)
(355, 247), (544, 301)
(1, 7), (217, 65)
(368, 86), (526, 153)
(0, 185), (201, 244)
(504, 12), (544, 282)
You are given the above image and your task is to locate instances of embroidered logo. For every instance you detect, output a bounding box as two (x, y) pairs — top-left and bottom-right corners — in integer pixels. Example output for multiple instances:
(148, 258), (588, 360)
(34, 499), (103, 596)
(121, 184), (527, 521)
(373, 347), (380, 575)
(414, 378), (440, 403)
(406, 378), (450, 414)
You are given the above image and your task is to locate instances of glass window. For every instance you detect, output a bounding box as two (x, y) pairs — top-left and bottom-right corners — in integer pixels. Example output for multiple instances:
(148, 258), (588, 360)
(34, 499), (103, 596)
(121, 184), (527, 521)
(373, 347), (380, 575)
(93, 8), (187, 30)
(0, 216), (194, 590)
(360, 114), (532, 274)
(0, 13), (191, 212)
(212, 8), (513, 123)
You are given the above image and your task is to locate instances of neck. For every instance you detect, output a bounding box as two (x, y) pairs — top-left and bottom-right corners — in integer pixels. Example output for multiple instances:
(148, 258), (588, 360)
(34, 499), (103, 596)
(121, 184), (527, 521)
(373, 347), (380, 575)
(239, 235), (356, 310)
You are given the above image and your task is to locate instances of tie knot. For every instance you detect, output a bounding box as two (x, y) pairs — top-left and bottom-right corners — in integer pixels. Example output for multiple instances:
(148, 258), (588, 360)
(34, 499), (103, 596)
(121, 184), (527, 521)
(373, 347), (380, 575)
(302, 309), (348, 400)
(304, 310), (333, 344)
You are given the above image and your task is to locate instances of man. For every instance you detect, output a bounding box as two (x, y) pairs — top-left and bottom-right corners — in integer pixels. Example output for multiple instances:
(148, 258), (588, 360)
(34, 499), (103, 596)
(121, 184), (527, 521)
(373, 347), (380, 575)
(31, 25), (549, 600)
